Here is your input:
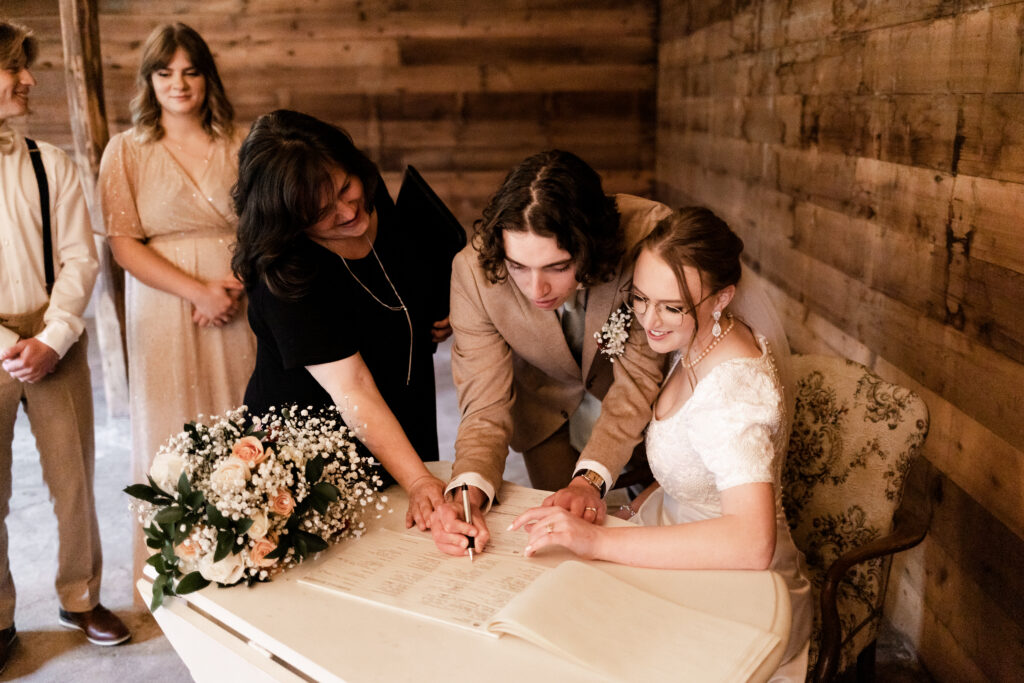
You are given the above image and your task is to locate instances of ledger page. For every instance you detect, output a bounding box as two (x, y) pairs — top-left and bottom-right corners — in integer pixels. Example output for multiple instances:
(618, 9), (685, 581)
(299, 528), (547, 636)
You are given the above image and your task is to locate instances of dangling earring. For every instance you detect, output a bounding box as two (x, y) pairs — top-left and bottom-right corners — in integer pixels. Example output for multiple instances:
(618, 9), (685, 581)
(712, 310), (722, 338)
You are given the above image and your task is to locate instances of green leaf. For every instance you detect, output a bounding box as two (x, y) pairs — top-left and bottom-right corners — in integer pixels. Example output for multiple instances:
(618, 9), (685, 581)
(177, 471), (192, 499)
(162, 543), (177, 564)
(185, 490), (205, 510)
(154, 506), (184, 524)
(295, 529), (328, 554)
(265, 538), (289, 560)
(214, 530), (234, 562)
(143, 523), (165, 541)
(311, 495), (329, 515)
(124, 483), (168, 504)
(145, 475), (175, 499)
(235, 518), (254, 535)
(312, 482), (340, 501)
(305, 456), (324, 483)
(146, 537), (163, 549)
(151, 574), (167, 611)
(175, 571), (211, 594)
(205, 503), (228, 528)
(146, 553), (168, 573)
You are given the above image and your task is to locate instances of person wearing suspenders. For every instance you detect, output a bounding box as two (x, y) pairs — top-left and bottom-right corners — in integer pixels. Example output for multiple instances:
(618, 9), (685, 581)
(0, 20), (130, 672)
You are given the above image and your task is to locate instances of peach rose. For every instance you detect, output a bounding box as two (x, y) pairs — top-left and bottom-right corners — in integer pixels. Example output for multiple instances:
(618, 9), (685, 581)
(270, 489), (295, 516)
(210, 456), (250, 490)
(231, 436), (268, 467)
(249, 536), (279, 568)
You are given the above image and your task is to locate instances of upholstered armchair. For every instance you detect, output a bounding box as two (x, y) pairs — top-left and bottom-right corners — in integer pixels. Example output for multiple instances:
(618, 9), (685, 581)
(782, 354), (930, 682)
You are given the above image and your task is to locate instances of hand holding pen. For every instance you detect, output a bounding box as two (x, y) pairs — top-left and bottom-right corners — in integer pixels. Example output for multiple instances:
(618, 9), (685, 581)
(429, 485), (492, 557)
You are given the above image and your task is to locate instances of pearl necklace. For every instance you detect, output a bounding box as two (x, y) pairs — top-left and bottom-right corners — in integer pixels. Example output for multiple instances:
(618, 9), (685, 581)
(339, 237), (413, 385)
(682, 313), (735, 369)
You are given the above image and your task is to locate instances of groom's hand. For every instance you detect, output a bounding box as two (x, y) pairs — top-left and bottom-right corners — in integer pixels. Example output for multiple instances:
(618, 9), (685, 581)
(430, 487), (490, 556)
(542, 478), (606, 525)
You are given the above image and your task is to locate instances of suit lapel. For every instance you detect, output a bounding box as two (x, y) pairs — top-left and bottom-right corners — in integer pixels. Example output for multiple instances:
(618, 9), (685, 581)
(502, 280), (581, 380)
(581, 267), (631, 381)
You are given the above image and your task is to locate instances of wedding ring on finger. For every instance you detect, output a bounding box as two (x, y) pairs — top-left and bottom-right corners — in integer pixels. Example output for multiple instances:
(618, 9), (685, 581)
(584, 506), (598, 513)
(546, 523), (554, 534)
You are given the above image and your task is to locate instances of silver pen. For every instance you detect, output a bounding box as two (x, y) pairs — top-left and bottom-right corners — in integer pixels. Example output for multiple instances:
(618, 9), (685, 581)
(461, 484), (475, 562)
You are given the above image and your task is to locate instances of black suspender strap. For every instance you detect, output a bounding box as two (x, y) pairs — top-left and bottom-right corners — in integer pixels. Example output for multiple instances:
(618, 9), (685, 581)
(25, 138), (55, 296)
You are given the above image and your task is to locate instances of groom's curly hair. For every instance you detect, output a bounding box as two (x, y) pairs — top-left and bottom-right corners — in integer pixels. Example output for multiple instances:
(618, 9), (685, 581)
(473, 150), (623, 287)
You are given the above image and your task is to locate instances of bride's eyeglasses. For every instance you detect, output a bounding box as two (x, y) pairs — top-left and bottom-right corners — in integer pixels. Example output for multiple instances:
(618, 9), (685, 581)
(622, 285), (712, 326)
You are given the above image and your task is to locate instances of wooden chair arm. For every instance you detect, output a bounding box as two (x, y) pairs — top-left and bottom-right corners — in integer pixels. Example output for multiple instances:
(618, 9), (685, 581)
(812, 508), (930, 682)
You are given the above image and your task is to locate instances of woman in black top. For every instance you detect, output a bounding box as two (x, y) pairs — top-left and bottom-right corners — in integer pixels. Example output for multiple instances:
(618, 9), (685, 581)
(232, 110), (449, 530)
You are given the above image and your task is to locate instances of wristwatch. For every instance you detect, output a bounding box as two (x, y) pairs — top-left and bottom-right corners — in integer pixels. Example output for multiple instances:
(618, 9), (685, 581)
(572, 468), (607, 498)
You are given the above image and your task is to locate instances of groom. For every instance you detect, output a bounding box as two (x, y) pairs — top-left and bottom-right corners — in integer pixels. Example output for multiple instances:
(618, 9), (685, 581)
(431, 150), (671, 555)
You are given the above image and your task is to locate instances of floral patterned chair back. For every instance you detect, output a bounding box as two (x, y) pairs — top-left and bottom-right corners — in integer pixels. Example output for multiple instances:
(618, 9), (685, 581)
(782, 354), (929, 680)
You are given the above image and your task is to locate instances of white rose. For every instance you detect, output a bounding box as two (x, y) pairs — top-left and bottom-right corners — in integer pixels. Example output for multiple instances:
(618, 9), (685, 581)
(247, 512), (270, 539)
(210, 456), (251, 490)
(149, 448), (184, 492)
(197, 551), (245, 585)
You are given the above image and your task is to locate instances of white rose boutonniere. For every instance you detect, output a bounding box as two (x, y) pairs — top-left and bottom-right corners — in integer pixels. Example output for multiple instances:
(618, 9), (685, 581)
(594, 304), (632, 362)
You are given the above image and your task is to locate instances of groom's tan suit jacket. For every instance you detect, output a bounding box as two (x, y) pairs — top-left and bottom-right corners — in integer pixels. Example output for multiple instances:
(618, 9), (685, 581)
(450, 194), (673, 494)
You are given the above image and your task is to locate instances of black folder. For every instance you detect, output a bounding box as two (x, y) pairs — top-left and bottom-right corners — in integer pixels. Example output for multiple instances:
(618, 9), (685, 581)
(394, 165), (467, 322)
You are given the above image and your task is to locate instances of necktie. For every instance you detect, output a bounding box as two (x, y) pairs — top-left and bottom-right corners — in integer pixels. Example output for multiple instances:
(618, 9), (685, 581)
(560, 290), (586, 364)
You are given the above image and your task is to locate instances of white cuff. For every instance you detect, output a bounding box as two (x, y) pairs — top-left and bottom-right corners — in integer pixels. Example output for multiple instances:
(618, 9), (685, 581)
(573, 459), (615, 497)
(445, 472), (496, 514)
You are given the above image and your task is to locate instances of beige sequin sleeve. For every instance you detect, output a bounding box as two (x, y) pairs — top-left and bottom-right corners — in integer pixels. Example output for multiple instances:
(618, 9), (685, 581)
(98, 131), (146, 240)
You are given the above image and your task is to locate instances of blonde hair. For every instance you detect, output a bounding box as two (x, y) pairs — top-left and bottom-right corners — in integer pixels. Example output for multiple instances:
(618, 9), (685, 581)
(129, 22), (234, 142)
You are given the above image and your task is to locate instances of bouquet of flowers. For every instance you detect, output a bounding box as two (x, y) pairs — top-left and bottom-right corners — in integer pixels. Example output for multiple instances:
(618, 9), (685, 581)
(125, 405), (384, 610)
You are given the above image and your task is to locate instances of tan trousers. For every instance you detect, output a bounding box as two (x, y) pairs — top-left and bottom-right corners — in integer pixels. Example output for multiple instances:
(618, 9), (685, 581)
(0, 308), (102, 628)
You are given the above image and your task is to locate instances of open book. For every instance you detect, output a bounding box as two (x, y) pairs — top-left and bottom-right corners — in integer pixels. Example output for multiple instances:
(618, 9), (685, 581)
(301, 523), (779, 681)
(487, 560), (780, 682)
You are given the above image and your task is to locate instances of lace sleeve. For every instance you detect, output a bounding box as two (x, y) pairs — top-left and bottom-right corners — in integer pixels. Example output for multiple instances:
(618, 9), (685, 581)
(685, 361), (785, 491)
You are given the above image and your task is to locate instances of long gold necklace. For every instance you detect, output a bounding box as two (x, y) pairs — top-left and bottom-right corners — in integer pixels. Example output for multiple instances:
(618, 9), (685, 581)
(339, 237), (413, 384)
(682, 313), (735, 369)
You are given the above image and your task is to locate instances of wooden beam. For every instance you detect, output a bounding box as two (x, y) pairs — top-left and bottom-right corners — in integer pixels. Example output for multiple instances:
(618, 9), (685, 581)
(58, 0), (128, 417)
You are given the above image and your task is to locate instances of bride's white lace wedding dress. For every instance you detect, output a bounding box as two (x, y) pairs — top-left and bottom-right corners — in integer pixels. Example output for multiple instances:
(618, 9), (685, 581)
(637, 336), (812, 680)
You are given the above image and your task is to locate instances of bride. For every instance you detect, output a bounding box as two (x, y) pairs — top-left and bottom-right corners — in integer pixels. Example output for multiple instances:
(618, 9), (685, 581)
(511, 207), (811, 681)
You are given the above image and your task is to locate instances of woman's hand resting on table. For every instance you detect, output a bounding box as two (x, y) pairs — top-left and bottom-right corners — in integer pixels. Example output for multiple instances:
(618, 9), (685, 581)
(509, 506), (606, 560)
(192, 277), (244, 327)
(405, 474), (446, 531)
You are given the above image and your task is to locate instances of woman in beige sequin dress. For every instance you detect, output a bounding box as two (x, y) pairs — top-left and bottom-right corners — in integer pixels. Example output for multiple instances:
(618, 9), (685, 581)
(98, 24), (255, 525)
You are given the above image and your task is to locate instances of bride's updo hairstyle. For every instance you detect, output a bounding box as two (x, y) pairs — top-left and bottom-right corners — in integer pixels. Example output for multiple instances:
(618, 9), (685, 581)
(633, 207), (745, 352)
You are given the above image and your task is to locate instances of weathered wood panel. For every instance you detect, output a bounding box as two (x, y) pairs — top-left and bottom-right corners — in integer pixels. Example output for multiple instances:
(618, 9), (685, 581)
(9, 1), (658, 228)
(658, 0), (1024, 677)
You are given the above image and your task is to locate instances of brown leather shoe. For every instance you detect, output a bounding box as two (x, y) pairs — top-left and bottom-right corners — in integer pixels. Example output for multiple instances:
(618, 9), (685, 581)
(58, 604), (131, 646)
(0, 625), (16, 674)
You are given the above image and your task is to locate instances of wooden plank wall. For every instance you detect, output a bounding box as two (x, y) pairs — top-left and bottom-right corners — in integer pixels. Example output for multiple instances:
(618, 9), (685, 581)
(3, 0), (658, 227)
(656, 1), (1024, 680)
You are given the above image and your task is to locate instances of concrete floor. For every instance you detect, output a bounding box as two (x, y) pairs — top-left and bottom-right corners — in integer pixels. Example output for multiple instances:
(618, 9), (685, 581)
(1, 320), (931, 682)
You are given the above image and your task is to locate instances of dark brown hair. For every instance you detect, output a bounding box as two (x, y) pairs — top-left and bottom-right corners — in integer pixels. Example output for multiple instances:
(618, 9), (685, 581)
(231, 110), (381, 301)
(633, 207), (744, 352)
(473, 149), (622, 287)
(0, 20), (38, 72)
(129, 23), (233, 142)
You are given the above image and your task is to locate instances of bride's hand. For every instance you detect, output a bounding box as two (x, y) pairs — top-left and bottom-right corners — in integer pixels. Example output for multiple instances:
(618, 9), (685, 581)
(509, 506), (604, 560)
(405, 474), (445, 531)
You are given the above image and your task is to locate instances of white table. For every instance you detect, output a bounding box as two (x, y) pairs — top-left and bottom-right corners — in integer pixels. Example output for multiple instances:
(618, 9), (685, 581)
(140, 462), (791, 682)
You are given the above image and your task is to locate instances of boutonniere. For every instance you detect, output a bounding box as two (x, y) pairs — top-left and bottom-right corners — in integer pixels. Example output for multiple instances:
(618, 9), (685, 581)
(594, 304), (632, 362)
